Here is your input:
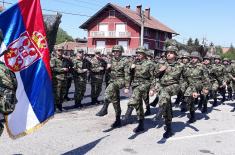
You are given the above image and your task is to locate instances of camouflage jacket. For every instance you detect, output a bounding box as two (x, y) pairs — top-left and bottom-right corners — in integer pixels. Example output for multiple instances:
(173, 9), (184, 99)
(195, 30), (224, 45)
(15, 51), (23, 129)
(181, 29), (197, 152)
(0, 61), (17, 90)
(90, 57), (106, 79)
(223, 64), (232, 82)
(50, 56), (69, 81)
(210, 63), (226, 85)
(182, 62), (210, 92)
(229, 63), (235, 80)
(156, 60), (184, 87)
(72, 58), (88, 80)
(129, 59), (155, 88)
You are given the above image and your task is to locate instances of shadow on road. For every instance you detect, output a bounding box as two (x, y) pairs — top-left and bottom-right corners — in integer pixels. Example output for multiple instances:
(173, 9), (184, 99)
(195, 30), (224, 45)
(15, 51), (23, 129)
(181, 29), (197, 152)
(62, 135), (110, 155)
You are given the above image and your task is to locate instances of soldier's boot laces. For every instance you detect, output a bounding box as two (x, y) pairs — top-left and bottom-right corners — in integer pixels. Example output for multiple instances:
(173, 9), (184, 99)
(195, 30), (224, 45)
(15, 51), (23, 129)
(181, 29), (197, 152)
(163, 123), (174, 139)
(111, 116), (121, 128)
(150, 96), (159, 107)
(96, 102), (109, 116)
(144, 105), (151, 116)
(122, 106), (134, 121)
(188, 111), (196, 123)
(134, 119), (144, 133)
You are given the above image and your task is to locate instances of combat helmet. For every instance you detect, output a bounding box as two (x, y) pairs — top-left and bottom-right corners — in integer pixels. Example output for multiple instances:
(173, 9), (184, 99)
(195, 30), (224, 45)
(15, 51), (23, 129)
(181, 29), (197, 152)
(179, 49), (190, 59)
(166, 45), (178, 55)
(212, 54), (221, 60)
(136, 46), (147, 55)
(112, 45), (124, 53)
(190, 51), (202, 61)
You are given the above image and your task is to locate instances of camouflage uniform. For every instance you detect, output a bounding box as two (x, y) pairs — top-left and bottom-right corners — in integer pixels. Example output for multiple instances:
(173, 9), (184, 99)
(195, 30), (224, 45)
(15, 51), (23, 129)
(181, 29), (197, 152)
(0, 61), (17, 136)
(223, 58), (233, 100)
(63, 56), (74, 101)
(96, 45), (130, 128)
(182, 51), (210, 121)
(229, 60), (235, 100)
(90, 50), (106, 104)
(50, 52), (69, 111)
(73, 50), (89, 107)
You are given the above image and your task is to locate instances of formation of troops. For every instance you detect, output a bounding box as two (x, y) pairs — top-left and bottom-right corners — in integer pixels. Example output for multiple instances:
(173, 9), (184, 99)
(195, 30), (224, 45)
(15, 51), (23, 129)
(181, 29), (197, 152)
(1, 26), (235, 139)
(50, 44), (235, 139)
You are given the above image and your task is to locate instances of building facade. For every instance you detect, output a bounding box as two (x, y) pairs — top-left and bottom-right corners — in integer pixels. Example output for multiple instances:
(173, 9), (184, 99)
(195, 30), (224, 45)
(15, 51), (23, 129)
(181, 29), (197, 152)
(80, 3), (178, 56)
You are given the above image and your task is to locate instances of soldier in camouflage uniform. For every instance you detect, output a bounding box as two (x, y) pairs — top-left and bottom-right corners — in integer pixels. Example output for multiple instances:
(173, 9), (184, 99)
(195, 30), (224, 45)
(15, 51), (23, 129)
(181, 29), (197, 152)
(210, 55), (227, 106)
(223, 58), (233, 100)
(229, 60), (235, 111)
(104, 51), (112, 88)
(90, 50), (106, 105)
(123, 47), (155, 132)
(182, 51), (210, 122)
(50, 48), (69, 112)
(73, 49), (89, 108)
(0, 29), (17, 136)
(150, 46), (184, 138)
(96, 45), (130, 129)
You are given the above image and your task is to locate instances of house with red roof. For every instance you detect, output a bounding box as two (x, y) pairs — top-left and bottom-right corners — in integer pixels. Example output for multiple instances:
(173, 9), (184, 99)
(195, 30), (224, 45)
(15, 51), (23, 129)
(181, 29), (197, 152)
(80, 3), (178, 56)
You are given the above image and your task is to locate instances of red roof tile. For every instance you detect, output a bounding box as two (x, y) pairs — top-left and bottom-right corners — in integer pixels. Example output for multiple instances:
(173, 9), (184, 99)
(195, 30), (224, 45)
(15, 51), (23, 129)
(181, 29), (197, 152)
(55, 41), (87, 51)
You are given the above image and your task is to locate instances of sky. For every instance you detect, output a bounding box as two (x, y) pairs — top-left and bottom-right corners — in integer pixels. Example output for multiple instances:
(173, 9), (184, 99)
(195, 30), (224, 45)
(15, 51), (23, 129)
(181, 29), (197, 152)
(2, 0), (235, 47)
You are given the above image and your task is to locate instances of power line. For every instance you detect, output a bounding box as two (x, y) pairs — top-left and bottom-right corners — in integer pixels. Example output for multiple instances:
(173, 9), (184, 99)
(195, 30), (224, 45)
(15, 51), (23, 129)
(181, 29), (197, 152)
(71, 0), (104, 7)
(55, 0), (98, 10)
(0, 0), (91, 17)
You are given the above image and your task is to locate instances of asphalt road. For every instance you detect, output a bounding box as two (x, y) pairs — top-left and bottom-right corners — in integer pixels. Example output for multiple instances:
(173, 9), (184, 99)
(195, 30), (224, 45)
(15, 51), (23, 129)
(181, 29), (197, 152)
(1, 83), (235, 155)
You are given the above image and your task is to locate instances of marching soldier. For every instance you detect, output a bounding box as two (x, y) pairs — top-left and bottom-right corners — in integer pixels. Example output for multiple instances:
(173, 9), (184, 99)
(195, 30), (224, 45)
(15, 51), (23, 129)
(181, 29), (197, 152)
(96, 45), (130, 129)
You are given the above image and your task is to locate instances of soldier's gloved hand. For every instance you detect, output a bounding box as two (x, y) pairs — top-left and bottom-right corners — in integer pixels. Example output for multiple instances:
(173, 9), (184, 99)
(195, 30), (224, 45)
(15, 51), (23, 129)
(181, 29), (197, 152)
(124, 88), (129, 94)
(98, 67), (104, 70)
(62, 68), (69, 72)
(131, 64), (136, 69)
(149, 90), (155, 96)
(107, 64), (112, 69)
(192, 92), (199, 98)
(159, 65), (167, 72)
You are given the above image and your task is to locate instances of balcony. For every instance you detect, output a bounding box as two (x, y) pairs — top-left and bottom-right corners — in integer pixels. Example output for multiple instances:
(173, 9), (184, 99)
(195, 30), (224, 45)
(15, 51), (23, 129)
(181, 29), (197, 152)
(90, 31), (131, 38)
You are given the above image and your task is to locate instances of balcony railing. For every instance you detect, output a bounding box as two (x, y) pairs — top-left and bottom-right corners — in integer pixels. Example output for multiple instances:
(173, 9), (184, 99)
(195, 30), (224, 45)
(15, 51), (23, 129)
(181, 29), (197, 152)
(90, 31), (131, 38)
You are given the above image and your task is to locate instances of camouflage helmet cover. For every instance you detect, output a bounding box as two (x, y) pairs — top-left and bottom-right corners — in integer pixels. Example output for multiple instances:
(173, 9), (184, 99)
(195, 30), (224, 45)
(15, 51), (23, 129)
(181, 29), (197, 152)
(166, 45), (178, 55)
(112, 45), (124, 53)
(136, 46), (147, 55)
(222, 58), (230, 62)
(179, 49), (190, 58)
(212, 54), (221, 60)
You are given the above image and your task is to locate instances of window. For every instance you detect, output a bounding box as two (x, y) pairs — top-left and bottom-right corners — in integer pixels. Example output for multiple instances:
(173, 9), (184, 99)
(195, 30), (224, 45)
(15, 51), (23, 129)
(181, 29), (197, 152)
(116, 23), (126, 32)
(109, 10), (115, 18)
(96, 41), (106, 49)
(144, 29), (149, 36)
(144, 43), (149, 49)
(118, 41), (128, 51)
(99, 24), (108, 32)
(156, 32), (160, 48)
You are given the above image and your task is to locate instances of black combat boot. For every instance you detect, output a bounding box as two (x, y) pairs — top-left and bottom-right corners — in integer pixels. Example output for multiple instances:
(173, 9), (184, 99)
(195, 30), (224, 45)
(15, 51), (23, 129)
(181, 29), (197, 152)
(201, 103), (207, 113)
(221, 94), (226, 103)
(56, 104), (63, 113)
(228, 91), (232, 101)
(91, 98), (98, 105)
(163, 123), (174, 139)
(144, 105), (151, 116)
(133, 119), (144, 133)
(64, 96), (72, 101)
(111, 115), (121, 128)
(150, 96), (159, 107)
(188, 110), (196, 123)
(180, 101), (187, 112)
(74, 100), (83, 108)
(212, 98), (218, 107)
(96, 101), (109, 116)
(122, 106), (134, 121)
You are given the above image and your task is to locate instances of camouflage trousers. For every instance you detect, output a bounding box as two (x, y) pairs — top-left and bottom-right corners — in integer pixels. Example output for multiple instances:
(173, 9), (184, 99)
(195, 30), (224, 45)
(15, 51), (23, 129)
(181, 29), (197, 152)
(53, 79), (67, 106)
(64, 77), (73, 98)
(158, 84), (180, 124)
(104, 79), (125, 116)
(0, 88), (17, 136)
(210, 80), (219, 98)
(91, 76), (103, 99)
(74, 78), (86, 103)
(128, 83), (151, 120)
(143, 84), (151, 107)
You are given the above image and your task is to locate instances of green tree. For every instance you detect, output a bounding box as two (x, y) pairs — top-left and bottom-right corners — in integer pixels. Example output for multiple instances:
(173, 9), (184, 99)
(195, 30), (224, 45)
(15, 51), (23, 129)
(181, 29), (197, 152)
(56, 28), (74, 44)
(222, 44), (235, 60)
(194, 38), (200, 46)
(215, 46), (223, 55)
(187, 38), (193, 46)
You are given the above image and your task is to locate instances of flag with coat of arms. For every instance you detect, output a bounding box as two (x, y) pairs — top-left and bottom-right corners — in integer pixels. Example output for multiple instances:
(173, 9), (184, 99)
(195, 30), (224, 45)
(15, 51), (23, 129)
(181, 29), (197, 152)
(0, 0), (54, 139)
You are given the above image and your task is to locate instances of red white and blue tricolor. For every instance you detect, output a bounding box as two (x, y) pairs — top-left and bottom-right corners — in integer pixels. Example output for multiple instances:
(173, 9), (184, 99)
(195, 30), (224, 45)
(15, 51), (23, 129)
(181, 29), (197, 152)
(0, 0), (54, 138)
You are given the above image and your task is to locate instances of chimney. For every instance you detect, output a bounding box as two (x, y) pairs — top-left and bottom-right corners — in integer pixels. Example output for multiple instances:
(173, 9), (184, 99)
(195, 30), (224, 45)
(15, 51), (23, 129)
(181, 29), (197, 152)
(126, 5), (130, 9)
(145, 8), (150, 19)
(136, 5), (142, 16)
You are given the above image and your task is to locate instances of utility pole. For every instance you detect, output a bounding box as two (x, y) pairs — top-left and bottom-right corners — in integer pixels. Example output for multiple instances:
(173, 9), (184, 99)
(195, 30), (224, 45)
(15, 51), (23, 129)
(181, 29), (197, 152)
(140, 10), (144, 47)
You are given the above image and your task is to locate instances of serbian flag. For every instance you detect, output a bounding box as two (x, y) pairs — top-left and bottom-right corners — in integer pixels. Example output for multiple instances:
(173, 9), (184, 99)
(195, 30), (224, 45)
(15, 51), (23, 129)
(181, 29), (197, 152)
(0, 0), (54, 139)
